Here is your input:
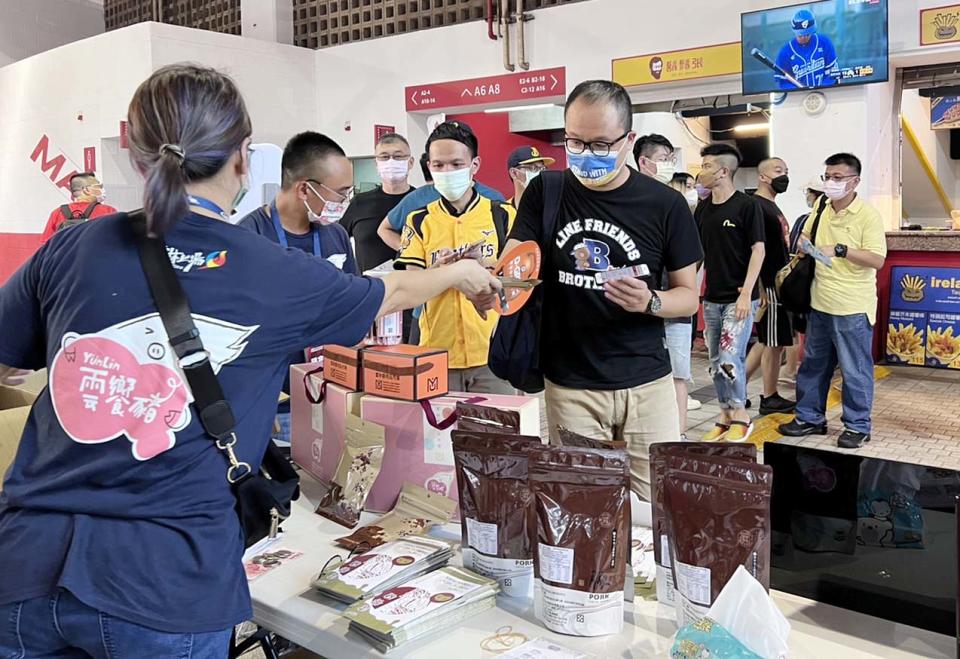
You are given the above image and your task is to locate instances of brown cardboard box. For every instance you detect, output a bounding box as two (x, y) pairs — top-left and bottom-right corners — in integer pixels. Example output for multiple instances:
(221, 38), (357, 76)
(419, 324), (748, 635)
(323, 345), (363, 391)
(0, 373), (43, 490)
(361, 345), (448, 401)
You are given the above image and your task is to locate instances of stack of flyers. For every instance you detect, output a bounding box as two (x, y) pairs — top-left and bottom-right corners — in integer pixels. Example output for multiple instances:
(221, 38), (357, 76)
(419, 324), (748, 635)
(631, 526), (657, 600)
(344, 566), (499, 653)
(312, 536), (453, 604)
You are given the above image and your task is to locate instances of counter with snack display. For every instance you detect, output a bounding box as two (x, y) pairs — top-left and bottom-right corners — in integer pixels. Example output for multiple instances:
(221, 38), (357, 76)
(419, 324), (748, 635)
(876, 231), (960, 364)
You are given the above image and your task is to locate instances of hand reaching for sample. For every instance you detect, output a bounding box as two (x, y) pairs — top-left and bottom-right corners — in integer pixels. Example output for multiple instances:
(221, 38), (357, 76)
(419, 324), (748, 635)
(603, 277), (653, 313)
(453, 259), (502, 299)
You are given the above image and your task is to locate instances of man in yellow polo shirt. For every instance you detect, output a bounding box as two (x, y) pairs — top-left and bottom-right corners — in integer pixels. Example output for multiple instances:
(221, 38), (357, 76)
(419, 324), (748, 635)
(779, 153), (887, 449)
(396, 121), (516, 394)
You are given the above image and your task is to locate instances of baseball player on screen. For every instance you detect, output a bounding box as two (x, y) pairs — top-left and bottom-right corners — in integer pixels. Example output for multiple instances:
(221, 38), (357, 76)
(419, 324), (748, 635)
(775, 8), (838, 90)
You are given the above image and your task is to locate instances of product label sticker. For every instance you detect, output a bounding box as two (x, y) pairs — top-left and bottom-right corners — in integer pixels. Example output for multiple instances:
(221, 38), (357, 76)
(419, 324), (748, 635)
(677, 595), (710, 629)
(243, 547), (304, 581)
(675, 561), (711, 606)
(534, 580), (624, 636)
(466, 517), (499, 555)
(464, 549), (534, 598)
(655, 564), (676, 607)
(538, 544), (574, 585)
(659, 533), (672, 569)
(498, 638), (591, 659)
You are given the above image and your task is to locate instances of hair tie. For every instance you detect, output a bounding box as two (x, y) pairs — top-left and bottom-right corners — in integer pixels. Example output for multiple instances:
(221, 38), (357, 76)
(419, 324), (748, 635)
(479, 626), (528, 653)
(159, 143), (186, 163)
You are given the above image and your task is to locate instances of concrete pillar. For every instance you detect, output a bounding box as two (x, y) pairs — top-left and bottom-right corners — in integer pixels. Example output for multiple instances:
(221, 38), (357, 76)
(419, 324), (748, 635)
(241, 0), (293, 45)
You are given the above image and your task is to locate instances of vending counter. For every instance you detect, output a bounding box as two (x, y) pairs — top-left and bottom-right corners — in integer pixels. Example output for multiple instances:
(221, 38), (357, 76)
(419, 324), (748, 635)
(875, 231), (960, 364)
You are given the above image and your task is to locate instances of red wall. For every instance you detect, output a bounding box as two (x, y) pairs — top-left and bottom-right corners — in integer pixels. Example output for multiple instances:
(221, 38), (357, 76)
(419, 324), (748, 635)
(0, 233), (41, 284)
(446, 111), (565, 199)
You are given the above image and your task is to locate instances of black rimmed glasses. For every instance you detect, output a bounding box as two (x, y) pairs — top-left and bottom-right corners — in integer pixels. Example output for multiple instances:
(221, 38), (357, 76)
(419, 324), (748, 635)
(564, 131), (630, 157)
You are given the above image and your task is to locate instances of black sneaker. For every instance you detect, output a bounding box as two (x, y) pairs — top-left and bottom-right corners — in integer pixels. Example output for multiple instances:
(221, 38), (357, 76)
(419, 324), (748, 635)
(744, 398), (752, 409)
(759, 393), (797, 416)
(838, 430), (870, 449)
(778, 418), (828, 437)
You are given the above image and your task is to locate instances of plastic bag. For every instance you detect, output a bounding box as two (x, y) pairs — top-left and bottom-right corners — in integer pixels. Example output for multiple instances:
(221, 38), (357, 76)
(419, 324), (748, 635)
(707, 566), (789, 659)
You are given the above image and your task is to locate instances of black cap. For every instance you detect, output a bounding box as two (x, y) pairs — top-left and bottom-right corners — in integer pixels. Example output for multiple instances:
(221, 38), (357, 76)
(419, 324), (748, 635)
(507, 146), (556, 170)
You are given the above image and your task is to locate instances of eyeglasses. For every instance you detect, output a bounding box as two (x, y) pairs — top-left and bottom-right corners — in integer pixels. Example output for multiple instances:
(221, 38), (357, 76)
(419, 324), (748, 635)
(564, 131), (630, 157)
(821, 174), (858, 183)
(517, 164), (548, 173)
(374, 154), (411, 162)
(307, 180), (354, 203)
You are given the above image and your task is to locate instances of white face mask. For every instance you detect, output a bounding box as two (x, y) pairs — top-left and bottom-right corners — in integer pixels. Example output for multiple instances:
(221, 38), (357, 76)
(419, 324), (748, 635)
(654, 162), (676, 185)
(377, 158), (410, 183)
(524, 169), (541, 186)
(822, 179), (851, 201)
(433, 167), (473, 201)
(684, 188), (699, 206)
(305, 182), (349, 225)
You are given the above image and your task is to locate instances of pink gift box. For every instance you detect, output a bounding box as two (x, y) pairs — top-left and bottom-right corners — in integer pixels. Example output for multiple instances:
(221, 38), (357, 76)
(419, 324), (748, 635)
(290, 364), (363, 484)
(360, 393), (541, 518)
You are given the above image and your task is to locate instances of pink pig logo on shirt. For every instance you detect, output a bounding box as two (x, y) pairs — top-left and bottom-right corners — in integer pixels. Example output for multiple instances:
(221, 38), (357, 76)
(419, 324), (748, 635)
(49, 313), (258, 461)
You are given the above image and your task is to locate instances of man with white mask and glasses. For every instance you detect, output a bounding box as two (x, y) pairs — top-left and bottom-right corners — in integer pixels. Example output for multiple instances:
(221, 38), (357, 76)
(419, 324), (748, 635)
(506, 145), (555, 208)
(396, 121), (516, 394)
(779, 153), (887, 450)
(503, 81), (702, 500)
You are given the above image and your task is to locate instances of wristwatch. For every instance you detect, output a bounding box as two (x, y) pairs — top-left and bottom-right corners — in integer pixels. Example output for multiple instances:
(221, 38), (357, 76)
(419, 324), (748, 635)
(835, 244), (849, 258)
(645, 290), (662, 315)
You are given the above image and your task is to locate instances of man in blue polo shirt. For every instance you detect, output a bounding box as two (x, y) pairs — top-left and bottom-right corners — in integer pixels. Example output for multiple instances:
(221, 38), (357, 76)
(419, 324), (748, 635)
(239, 131), (359, 444)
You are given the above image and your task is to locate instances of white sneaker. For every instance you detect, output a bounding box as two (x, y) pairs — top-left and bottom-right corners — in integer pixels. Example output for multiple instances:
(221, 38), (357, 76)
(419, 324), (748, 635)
(686, 396), (702, 411)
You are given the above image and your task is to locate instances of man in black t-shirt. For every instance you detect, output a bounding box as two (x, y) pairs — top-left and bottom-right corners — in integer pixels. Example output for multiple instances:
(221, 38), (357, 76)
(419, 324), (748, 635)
(503, 81), (702, 501)
(341, 133), (416, 273)
(745, 158), (796, 415)
(696, 144), (765, 443)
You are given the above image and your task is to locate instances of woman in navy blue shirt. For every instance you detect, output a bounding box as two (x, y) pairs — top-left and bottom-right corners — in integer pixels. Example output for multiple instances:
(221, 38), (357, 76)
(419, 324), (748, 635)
(0, 64), (500, 657)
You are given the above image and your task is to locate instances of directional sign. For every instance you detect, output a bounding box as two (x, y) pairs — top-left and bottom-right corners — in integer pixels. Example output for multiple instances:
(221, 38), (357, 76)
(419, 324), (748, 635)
(406, 67), (566, 112)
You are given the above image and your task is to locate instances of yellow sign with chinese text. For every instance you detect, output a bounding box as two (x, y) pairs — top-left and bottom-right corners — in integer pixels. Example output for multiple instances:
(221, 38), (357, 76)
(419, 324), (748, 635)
(921, 4), (960, 46)
(612, 42), (742, 87)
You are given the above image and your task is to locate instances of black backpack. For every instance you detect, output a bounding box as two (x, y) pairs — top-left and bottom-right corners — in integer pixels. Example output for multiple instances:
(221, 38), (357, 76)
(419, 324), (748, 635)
(488, 171), (564, 394)
(56, 202), (100, 232)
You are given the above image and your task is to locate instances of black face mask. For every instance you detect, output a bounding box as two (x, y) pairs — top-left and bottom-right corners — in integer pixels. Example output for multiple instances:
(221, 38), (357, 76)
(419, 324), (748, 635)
(771, 175), (790, 194)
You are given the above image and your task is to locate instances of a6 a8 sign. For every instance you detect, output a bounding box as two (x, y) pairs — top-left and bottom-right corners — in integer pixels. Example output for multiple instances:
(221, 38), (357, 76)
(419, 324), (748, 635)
(406, 67), (565, 112)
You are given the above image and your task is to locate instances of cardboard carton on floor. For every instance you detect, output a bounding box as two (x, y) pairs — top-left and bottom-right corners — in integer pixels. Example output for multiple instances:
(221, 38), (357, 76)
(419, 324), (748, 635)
(0, 375), (43, 491)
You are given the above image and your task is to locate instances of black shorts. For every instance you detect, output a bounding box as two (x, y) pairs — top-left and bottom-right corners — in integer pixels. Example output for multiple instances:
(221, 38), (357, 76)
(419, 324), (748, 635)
(757, 287), (794, 347)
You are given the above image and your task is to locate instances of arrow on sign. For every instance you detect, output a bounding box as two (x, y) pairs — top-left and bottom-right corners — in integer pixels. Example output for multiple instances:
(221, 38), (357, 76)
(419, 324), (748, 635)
(461, 89), (473, 97)
(550, 75), (558, 91)
(410, 90), (419, 106)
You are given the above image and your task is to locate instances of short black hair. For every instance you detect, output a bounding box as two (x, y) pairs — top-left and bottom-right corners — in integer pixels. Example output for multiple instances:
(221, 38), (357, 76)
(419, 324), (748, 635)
(825, 152), (862, 176)
(633, 134), (674, 167)
(376, 132), (410, 148)
(426, 121), (478, 159)
(671, 172), (694, 185)
(69, 172), (98, 195)
(281, 131), (346, 189)
(700, 143), (742, 174)
(419, 152), (432, 182)
(565, 80), (633, 134)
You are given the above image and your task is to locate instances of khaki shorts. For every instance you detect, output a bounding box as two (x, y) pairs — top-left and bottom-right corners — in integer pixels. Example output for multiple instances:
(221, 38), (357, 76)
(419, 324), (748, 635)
(544, 373), (680, 502)
(448, 365), (515, 395)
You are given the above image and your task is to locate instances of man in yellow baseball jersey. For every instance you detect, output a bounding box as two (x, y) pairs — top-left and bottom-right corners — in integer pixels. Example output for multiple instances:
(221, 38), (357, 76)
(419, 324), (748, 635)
(396, 121), (516, 394)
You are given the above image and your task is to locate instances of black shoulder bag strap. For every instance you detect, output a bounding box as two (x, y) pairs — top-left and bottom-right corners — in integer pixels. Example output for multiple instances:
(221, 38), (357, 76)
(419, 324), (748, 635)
(81, 201), (100, 220)
(807, 196), (828, 245)
(540, 171), (565, 251)
(60, 205), (76, 221)
(490, 201), (509, 257)
(127, 211), (250, 480)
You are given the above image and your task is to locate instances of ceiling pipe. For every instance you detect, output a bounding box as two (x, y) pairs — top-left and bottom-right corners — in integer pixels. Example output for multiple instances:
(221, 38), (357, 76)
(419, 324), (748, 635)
(518, 0), (530, 71)
(487, 0), (496, 40)
(501, 0), (515, 72)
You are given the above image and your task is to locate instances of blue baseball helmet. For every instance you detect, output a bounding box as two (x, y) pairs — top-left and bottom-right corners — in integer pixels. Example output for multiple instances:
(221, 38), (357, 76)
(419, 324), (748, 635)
(792, 9), (817, 37)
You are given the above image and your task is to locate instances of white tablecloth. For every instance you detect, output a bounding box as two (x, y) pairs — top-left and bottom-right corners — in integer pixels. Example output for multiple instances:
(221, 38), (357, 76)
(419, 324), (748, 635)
(250, 477), (954, 658)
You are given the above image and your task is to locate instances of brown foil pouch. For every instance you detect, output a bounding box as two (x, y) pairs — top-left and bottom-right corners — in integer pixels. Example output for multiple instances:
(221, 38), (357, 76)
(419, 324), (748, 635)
(316, 414), (386, 528)
(556, 426), (627, 451)
(662, 465), (773, 628)
(452, 430), (541, 597)
(455, 402), (521, 434)
(529, 446), (630, 636)
(335, 482), (457, 550)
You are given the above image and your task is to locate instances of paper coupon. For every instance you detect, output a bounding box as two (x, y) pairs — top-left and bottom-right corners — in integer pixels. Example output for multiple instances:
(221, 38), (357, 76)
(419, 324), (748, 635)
(243, 547), (303, 581)
(675, 561), (711, 606)
(498, 638), (593, 659)
(465, 517), (499, 555)
(595, 264), (651, 282)
(538, 544), (574, 585)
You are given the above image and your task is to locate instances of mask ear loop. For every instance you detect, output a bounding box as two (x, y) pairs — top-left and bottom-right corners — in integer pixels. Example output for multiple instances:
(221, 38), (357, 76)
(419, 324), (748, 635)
(479, 625), (529, 653)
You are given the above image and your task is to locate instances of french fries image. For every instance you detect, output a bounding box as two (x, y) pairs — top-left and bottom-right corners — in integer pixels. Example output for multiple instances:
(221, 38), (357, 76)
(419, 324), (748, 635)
(887, 322), (924, 361)
(900, 274), (926, 302)
(927, 326), (960, 364)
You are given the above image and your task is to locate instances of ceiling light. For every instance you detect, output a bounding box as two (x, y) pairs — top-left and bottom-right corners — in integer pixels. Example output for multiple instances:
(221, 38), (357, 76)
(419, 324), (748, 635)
(734, 122), (771, 134)
(484, 103), (558, 114)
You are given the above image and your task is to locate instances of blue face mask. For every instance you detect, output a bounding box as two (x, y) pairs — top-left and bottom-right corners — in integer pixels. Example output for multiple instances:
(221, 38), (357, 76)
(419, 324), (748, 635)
(567, 148), (625, 188)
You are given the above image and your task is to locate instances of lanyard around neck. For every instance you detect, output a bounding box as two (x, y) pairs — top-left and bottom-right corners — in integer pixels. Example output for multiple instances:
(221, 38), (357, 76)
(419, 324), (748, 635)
(270, 202), (320, 257)
(187, 195), (229, 221)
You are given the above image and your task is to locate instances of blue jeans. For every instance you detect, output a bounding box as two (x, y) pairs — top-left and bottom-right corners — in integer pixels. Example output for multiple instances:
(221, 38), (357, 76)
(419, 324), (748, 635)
(0, 590), (231, 658)
(795, 310), (874, 434)
(703, 300), (759, 410)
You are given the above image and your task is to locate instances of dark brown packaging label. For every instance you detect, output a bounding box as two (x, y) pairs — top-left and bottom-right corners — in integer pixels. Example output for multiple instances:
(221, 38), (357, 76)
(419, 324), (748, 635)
(528, 446), (630, 636)
(556, 427), (627, 451)
(662, 466), (772, 628)
(455, 402), (521, 434)
(452, 431), (541, 598)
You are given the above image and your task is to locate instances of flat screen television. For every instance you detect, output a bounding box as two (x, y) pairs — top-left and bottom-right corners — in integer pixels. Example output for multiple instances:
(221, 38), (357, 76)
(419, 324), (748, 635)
(741, 0), (889, 95)
(765, 443), (957, 639)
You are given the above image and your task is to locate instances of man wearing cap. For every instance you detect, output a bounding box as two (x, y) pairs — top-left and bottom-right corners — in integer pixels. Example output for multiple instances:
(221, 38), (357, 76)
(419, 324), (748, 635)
(775, 8), (838, 90)
(396, 121), (516, 394)
(507, 146), (555, 208)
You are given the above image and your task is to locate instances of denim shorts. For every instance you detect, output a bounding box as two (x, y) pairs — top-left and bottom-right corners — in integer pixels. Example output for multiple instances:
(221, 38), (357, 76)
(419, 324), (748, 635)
(664, 322), (693, 383)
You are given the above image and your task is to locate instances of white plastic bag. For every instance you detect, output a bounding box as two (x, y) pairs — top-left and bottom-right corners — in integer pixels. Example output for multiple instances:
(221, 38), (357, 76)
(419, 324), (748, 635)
(706, 566), (790, 659)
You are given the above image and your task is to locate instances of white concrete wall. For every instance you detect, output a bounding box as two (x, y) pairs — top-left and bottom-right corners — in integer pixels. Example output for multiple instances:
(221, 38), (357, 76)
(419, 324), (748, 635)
(0, 0), (104, 68)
